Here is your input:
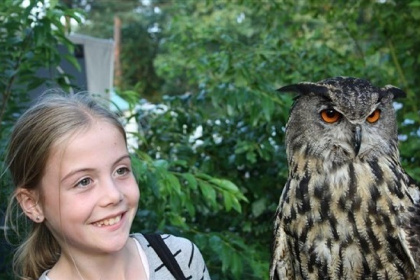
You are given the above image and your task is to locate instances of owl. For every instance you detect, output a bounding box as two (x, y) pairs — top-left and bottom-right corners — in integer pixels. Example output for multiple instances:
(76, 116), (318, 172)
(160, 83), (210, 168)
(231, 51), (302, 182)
(270, 77), (420, 280)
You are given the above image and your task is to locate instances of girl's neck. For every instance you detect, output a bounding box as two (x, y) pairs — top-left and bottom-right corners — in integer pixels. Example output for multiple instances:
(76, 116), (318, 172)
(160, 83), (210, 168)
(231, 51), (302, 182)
(48, 238), (146, 280)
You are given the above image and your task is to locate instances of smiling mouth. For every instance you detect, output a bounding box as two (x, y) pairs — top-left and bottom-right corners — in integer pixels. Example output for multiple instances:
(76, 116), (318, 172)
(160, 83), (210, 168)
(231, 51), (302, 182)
(92, 214), (122, 227)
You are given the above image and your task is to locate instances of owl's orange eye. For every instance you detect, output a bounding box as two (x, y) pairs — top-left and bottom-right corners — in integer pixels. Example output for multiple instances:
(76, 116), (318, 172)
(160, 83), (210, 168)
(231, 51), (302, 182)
(320, 109), (341, 123)
(367, 109), (381, 123)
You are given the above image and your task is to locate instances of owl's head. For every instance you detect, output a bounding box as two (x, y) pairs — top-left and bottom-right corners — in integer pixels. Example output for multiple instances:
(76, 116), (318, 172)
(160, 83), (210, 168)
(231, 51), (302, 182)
(280, 77), (405, 165)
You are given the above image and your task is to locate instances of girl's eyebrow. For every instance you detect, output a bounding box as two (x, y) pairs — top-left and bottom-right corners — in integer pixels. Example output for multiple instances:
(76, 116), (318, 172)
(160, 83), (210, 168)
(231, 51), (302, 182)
(60, 154), (131, 183)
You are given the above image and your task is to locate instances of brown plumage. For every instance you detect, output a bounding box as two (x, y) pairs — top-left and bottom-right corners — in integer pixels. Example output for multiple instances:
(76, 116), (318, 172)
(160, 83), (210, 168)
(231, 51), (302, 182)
(270, 77), (420, 280)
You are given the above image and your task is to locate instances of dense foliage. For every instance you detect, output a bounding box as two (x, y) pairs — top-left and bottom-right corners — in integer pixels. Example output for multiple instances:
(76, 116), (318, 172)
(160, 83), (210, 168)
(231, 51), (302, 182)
(0, 0), (83, 277)
(2, 0), (420, 279)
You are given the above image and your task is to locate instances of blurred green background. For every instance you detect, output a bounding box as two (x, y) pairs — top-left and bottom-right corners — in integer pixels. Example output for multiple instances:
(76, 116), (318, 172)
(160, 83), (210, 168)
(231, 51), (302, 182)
(1, 1), (420, 279)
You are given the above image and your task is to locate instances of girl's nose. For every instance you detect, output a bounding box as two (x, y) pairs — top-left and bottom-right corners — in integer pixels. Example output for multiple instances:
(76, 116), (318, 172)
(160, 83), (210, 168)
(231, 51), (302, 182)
(99, 177), (123, 206)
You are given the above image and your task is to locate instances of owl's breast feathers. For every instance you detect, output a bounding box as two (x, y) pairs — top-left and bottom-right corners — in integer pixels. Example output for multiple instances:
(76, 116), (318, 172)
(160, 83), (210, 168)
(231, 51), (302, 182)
(270, 154), (420, 280)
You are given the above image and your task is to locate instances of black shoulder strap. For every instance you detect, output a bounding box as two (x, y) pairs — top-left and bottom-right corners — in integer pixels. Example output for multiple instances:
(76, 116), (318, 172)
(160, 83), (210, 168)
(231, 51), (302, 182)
(143, 233), (187, 280)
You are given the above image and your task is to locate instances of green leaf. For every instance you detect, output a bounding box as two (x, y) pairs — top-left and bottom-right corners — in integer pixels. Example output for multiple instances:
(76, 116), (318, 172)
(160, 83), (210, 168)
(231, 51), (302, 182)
(246, 150), (257, 163)
(168, 213), (187, 228)
(166, 172), (182, 194)
(209, 178), (239, 192)
(169, 159), (188, 168)
(198, 180), (217, 207)
(185, 200), (196, 217)
(223, 191), (233, 211)
(153, 159), (169, 169)
(231, 196), (243, 213)
(181, 173), (198, 190)
(252, 197), (267, 217)
(50, 0), (58, 9)
(409, 1), (420, 7)
(194, 172), (213, 180)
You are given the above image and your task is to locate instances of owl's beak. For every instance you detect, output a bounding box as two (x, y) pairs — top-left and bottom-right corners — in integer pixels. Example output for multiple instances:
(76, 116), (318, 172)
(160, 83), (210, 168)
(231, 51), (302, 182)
(353, 125), (362, 156)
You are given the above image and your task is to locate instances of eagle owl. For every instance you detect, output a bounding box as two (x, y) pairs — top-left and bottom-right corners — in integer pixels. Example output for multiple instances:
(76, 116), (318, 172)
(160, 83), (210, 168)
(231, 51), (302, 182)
(270, 77), (420, 280)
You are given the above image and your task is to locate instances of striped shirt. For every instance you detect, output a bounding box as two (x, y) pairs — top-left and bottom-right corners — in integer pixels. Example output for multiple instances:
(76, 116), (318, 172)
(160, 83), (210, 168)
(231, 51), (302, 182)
(133, 233), (210, 280)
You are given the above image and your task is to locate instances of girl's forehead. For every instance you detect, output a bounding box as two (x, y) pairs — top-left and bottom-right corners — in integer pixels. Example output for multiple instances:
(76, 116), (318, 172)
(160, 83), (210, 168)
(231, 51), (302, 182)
(47, 120), (125, 166)
(51, 119), (123, 148)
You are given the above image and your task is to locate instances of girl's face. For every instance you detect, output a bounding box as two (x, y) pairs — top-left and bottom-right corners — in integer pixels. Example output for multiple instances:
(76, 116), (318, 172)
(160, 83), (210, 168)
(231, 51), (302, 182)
(39, 119), (140, 256)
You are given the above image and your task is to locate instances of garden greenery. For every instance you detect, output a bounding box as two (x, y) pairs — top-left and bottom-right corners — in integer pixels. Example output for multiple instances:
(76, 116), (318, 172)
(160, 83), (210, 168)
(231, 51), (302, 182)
(2, 1), (420, 279)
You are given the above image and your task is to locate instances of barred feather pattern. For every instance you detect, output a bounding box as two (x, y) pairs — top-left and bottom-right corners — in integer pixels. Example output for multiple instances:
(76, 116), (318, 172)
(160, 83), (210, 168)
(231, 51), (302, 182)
(270, 77), (420, 280)
(271, 149), (419, 279)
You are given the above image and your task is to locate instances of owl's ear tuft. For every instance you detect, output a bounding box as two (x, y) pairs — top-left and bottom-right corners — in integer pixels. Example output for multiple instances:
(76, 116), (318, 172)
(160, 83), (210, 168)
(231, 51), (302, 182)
(277, 82), (329, 96)
(381, 85), (406, 99)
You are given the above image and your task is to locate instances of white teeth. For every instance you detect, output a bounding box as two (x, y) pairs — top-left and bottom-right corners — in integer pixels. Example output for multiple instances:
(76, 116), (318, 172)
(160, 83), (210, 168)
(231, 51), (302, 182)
(93, 215), (121, 227)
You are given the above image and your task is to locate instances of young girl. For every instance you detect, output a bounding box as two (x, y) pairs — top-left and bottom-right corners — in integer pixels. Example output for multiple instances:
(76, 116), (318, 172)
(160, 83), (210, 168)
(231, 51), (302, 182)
(5, 93), (211, 280)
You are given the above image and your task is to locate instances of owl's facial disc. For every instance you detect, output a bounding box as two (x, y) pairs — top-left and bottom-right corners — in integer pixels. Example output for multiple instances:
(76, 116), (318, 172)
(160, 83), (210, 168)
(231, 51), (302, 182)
(284, 78), (401, 168)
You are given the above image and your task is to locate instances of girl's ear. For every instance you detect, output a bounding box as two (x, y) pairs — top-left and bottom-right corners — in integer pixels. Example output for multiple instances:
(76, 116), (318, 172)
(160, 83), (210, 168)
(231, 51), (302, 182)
(16, 188), (44, 223)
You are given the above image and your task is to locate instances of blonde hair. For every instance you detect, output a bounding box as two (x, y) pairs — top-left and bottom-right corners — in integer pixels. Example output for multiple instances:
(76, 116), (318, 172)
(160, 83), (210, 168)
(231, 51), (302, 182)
(4, 93), (126, 279)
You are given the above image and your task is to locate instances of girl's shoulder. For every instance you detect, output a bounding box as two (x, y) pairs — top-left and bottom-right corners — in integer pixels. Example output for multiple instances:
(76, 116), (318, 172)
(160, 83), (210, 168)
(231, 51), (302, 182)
(38, 270), (50, 280)
(137, 233), (194, 247)
(132, 232), (202, 262)
(131, 233), (210, 279)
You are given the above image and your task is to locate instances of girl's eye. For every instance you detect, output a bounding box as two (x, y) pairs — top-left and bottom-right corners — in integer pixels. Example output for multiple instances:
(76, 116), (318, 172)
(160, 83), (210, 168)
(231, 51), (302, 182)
(76, 178), (92, 188)
(115, 167), (130, 176)
(320, 109), (341, 123)
(366, 109), (381, 123)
